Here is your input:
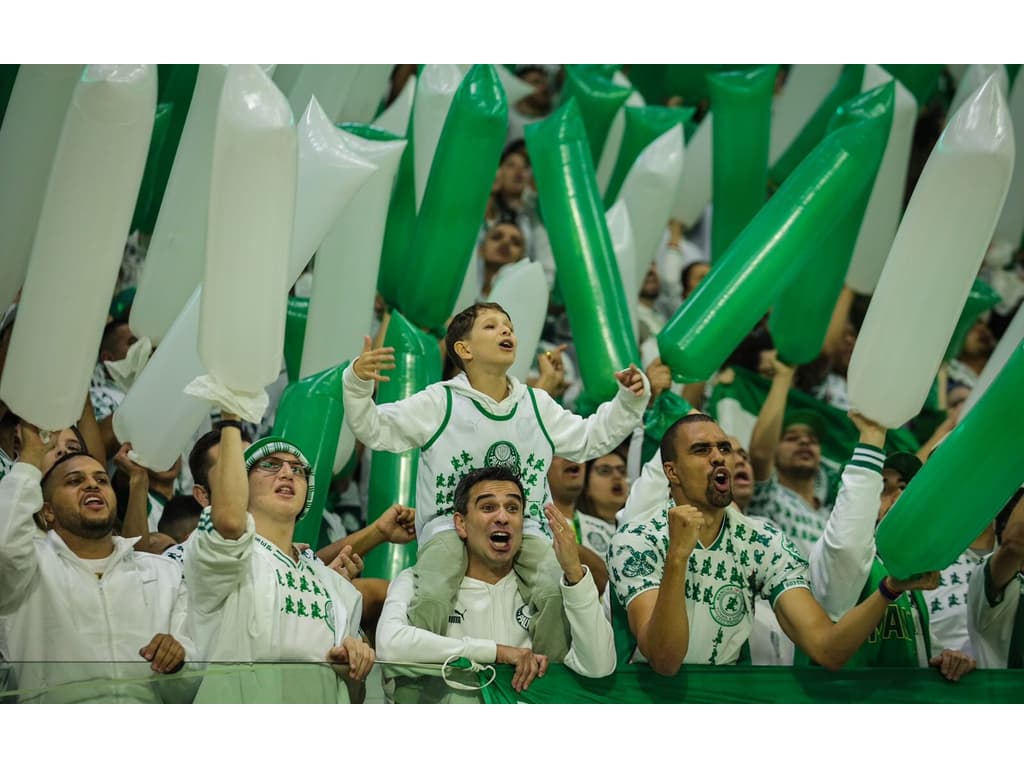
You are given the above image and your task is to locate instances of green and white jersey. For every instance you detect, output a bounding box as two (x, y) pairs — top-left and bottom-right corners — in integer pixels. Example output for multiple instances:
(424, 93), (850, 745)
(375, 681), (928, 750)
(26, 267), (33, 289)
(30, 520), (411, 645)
(967, 556), (1024, 669)
(89, 362), (125, 421)
(418, 386), (555, 543)
(746, 475), (831, 559)
(609, 504), (810, 666)
(575, 512), (616, 563)
(0, 447), (13, 482)
(924, 547), (988, 653)
(255, 535), (337, 662)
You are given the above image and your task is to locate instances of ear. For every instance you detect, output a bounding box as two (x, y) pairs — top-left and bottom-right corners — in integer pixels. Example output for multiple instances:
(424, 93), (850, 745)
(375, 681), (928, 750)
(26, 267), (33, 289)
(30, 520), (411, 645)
(454, 339), (472, 365)
(664, 461), (680, 487)
(454, 512), (468, 541)
(193, 486), (210, 508)
(99, 350), (113, 363)
(40, 502), (56, 528)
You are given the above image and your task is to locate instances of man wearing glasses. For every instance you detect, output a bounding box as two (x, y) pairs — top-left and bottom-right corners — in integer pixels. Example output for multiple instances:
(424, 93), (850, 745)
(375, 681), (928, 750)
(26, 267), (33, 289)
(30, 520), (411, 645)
(183, 417), (373, 703)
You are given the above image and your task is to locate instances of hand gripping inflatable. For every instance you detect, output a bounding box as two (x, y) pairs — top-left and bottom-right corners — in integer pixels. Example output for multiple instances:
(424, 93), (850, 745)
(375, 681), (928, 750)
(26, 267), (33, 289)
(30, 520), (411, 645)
(377, 78), (417, 309)
(559, 65), (633, 166)
(364, 311), (442, 580)
(131, 65), (229, 344)
(595, 71), (646, 197)
(130, 64), (198, 235)
(284, 295), (309, 383)
(993, 73), (1024, 250)
(197, 65), (296, 393)
(605, 199), (639, 340)
(880, 65), (943, 105)
(618, 125), (686, 284)
(958, 302), (1024, 420)
(526, 100), (639, 401)
(0, 64), (81, 309)
(768, 64), (843, 166)
(489, 261), (550, 383)
(657, 107), (890, 384)
(768, 65), (864, 188)
(300, 124), (406, 380)
(847, 76), (1014, 428)
(708, 66), (778, 261)
(944, 279), (1001, 361)
(0, 65), (155, 431)
(770, 83), (893, 366)
(876, 340), (1024, 580)
(672, 112), (712, 227)
(845, 65), (918, 294)
(412, 64), (466, 210)
(398, 65), (507, 332)
(270, 364), (347, 546)
(948, 65), (1009, 120)
(604, 105), (693, 208)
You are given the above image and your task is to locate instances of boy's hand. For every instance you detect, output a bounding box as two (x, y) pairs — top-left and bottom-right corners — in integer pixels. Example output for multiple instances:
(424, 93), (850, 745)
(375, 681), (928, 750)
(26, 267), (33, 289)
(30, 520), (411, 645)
(327, 545), (364, 581)
(544, 504), (584, 585)
(352, 335), (396, 383)
(614, 364), (646, 397)
(374, 504), (416, 543)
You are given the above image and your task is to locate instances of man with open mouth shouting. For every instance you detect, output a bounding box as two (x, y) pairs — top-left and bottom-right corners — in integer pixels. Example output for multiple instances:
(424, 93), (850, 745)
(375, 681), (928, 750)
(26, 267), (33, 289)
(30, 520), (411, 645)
(375, 466), (615, 703)
(609, 412), (939, 673)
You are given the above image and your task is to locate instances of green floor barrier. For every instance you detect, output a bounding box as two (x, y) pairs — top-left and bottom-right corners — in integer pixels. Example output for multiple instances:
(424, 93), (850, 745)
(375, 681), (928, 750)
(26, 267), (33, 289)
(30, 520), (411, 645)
(769, 64), (865, 188)
(876, 340), (1024, 580)
(526, 99), (639, 403)
(770, 82), (893, 366)
(480, 663), (1024, 703)
(397, 65), (506, 330)
(363, 311), (442, 580)
(658, 104), (888, 384)
(945, 279), (1001, 360)
(604, 105), (694, 207)
(271, 364), (347, 546)
(708, 65), (778, 261)
(559, 65), (633, 166)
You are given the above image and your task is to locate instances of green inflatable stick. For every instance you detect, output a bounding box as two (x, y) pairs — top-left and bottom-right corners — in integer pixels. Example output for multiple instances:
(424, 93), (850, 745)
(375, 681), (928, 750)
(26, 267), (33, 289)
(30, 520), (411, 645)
(525, 99), (639, 403)
(603, 105), (695, 207)
(881, 65), (943, 105)
(129, 102), (174, 234)
(770, 82), (894, 366)
(1008, 64), (1021, 88)
(0, 64), (19, 128)
(580, 64), (621, 80)
(658, 107), (889, 384)
(559, 66), (633, 166)
(876, 340), (1024, 580)
(377, 100), (416, 310)
(665, 64), (717, 105)
(364, 311), (442, 580)
(769, 64), (865, 188)
(944, 279), (1001, 361)
(396, 65), (506, 331)
(271, 364), (347, 547)
(284, 295), (309, 383)
(708, 65), (778, 262)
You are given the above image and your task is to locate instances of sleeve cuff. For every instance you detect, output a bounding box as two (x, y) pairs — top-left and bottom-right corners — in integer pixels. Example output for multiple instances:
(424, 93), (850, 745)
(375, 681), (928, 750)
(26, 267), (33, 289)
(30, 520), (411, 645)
(847, 444), (886, 474)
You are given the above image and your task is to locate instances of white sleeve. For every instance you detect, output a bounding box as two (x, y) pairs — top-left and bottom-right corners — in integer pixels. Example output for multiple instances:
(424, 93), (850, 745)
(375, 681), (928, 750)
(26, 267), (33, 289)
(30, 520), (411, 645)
(967, 555), (1021, 669)
(374, 569), (498, 664)
(561, 567), (616, 677)
(808, 445), (885, 620)
(182, 511), (255, 616)
(341, 362), (446, 453)
(534, 373), (650, 462)
(618, 449), (670, 527)
(0, 463), (43, 615)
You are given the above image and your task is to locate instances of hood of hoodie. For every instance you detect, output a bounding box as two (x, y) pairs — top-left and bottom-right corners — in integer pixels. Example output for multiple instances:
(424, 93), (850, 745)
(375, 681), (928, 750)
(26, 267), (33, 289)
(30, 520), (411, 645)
(441, 372), (529, 417)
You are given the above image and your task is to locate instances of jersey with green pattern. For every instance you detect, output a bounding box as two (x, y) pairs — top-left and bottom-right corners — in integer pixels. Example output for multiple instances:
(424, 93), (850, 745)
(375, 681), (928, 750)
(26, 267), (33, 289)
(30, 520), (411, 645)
(923, 547), (986, 652)
(795, 558), (931, 669)
(746, 475), (832, 558)
(609, 504), (810, 666)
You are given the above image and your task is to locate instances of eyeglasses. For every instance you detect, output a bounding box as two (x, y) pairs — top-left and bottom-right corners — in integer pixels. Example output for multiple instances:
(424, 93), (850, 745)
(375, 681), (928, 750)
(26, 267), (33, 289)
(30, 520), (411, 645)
(593, 464), (627, 478)
(253, 458), (311, 480)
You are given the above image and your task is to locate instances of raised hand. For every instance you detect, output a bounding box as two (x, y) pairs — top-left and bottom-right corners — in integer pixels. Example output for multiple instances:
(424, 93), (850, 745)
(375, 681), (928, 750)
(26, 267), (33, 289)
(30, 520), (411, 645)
(352, 335), (396, 383)
(614, 363), (646, 397)
(667, 504), (704, 559)
(374, 504), (417, 544)
(543, 503), (584, 585)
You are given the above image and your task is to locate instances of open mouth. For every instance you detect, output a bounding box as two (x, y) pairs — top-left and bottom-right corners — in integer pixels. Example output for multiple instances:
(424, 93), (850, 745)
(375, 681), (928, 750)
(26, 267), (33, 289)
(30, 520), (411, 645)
(490, 531), (512, 551)
(564, 463), (582, 477)
(732, 469), (752, 485)
(611, 482), (626, 496)
(82, 493), (106, 511)
(498, 339), (515, 351)
(711, 467), (731, 493)
(275, 485), (295, 498)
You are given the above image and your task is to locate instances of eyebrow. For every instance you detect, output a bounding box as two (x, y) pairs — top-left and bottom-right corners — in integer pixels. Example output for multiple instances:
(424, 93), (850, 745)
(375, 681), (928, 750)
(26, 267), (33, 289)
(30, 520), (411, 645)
(474, 492), (524, 503)
(689, 442), (731, 451)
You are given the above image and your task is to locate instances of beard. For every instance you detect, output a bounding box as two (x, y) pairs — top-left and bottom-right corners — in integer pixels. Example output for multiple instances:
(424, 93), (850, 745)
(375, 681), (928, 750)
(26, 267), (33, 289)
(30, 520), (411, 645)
(705, 477), (733, 508)
(61, 509), (117, 539)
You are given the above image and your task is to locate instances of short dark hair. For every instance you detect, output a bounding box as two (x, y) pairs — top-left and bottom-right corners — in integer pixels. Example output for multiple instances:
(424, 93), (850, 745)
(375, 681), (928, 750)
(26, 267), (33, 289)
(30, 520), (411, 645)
(500, 139), (529, 166)
(188, 428), (223, 492)
(453, 466), (525, 516)
(41, 451), (104, 501)
(995, 487), (1024, 543)
(660, 412), (716, 465)
(444, 302), (511, 373)
(100, 318), (131, 356)
(158, 494), (203, 543)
